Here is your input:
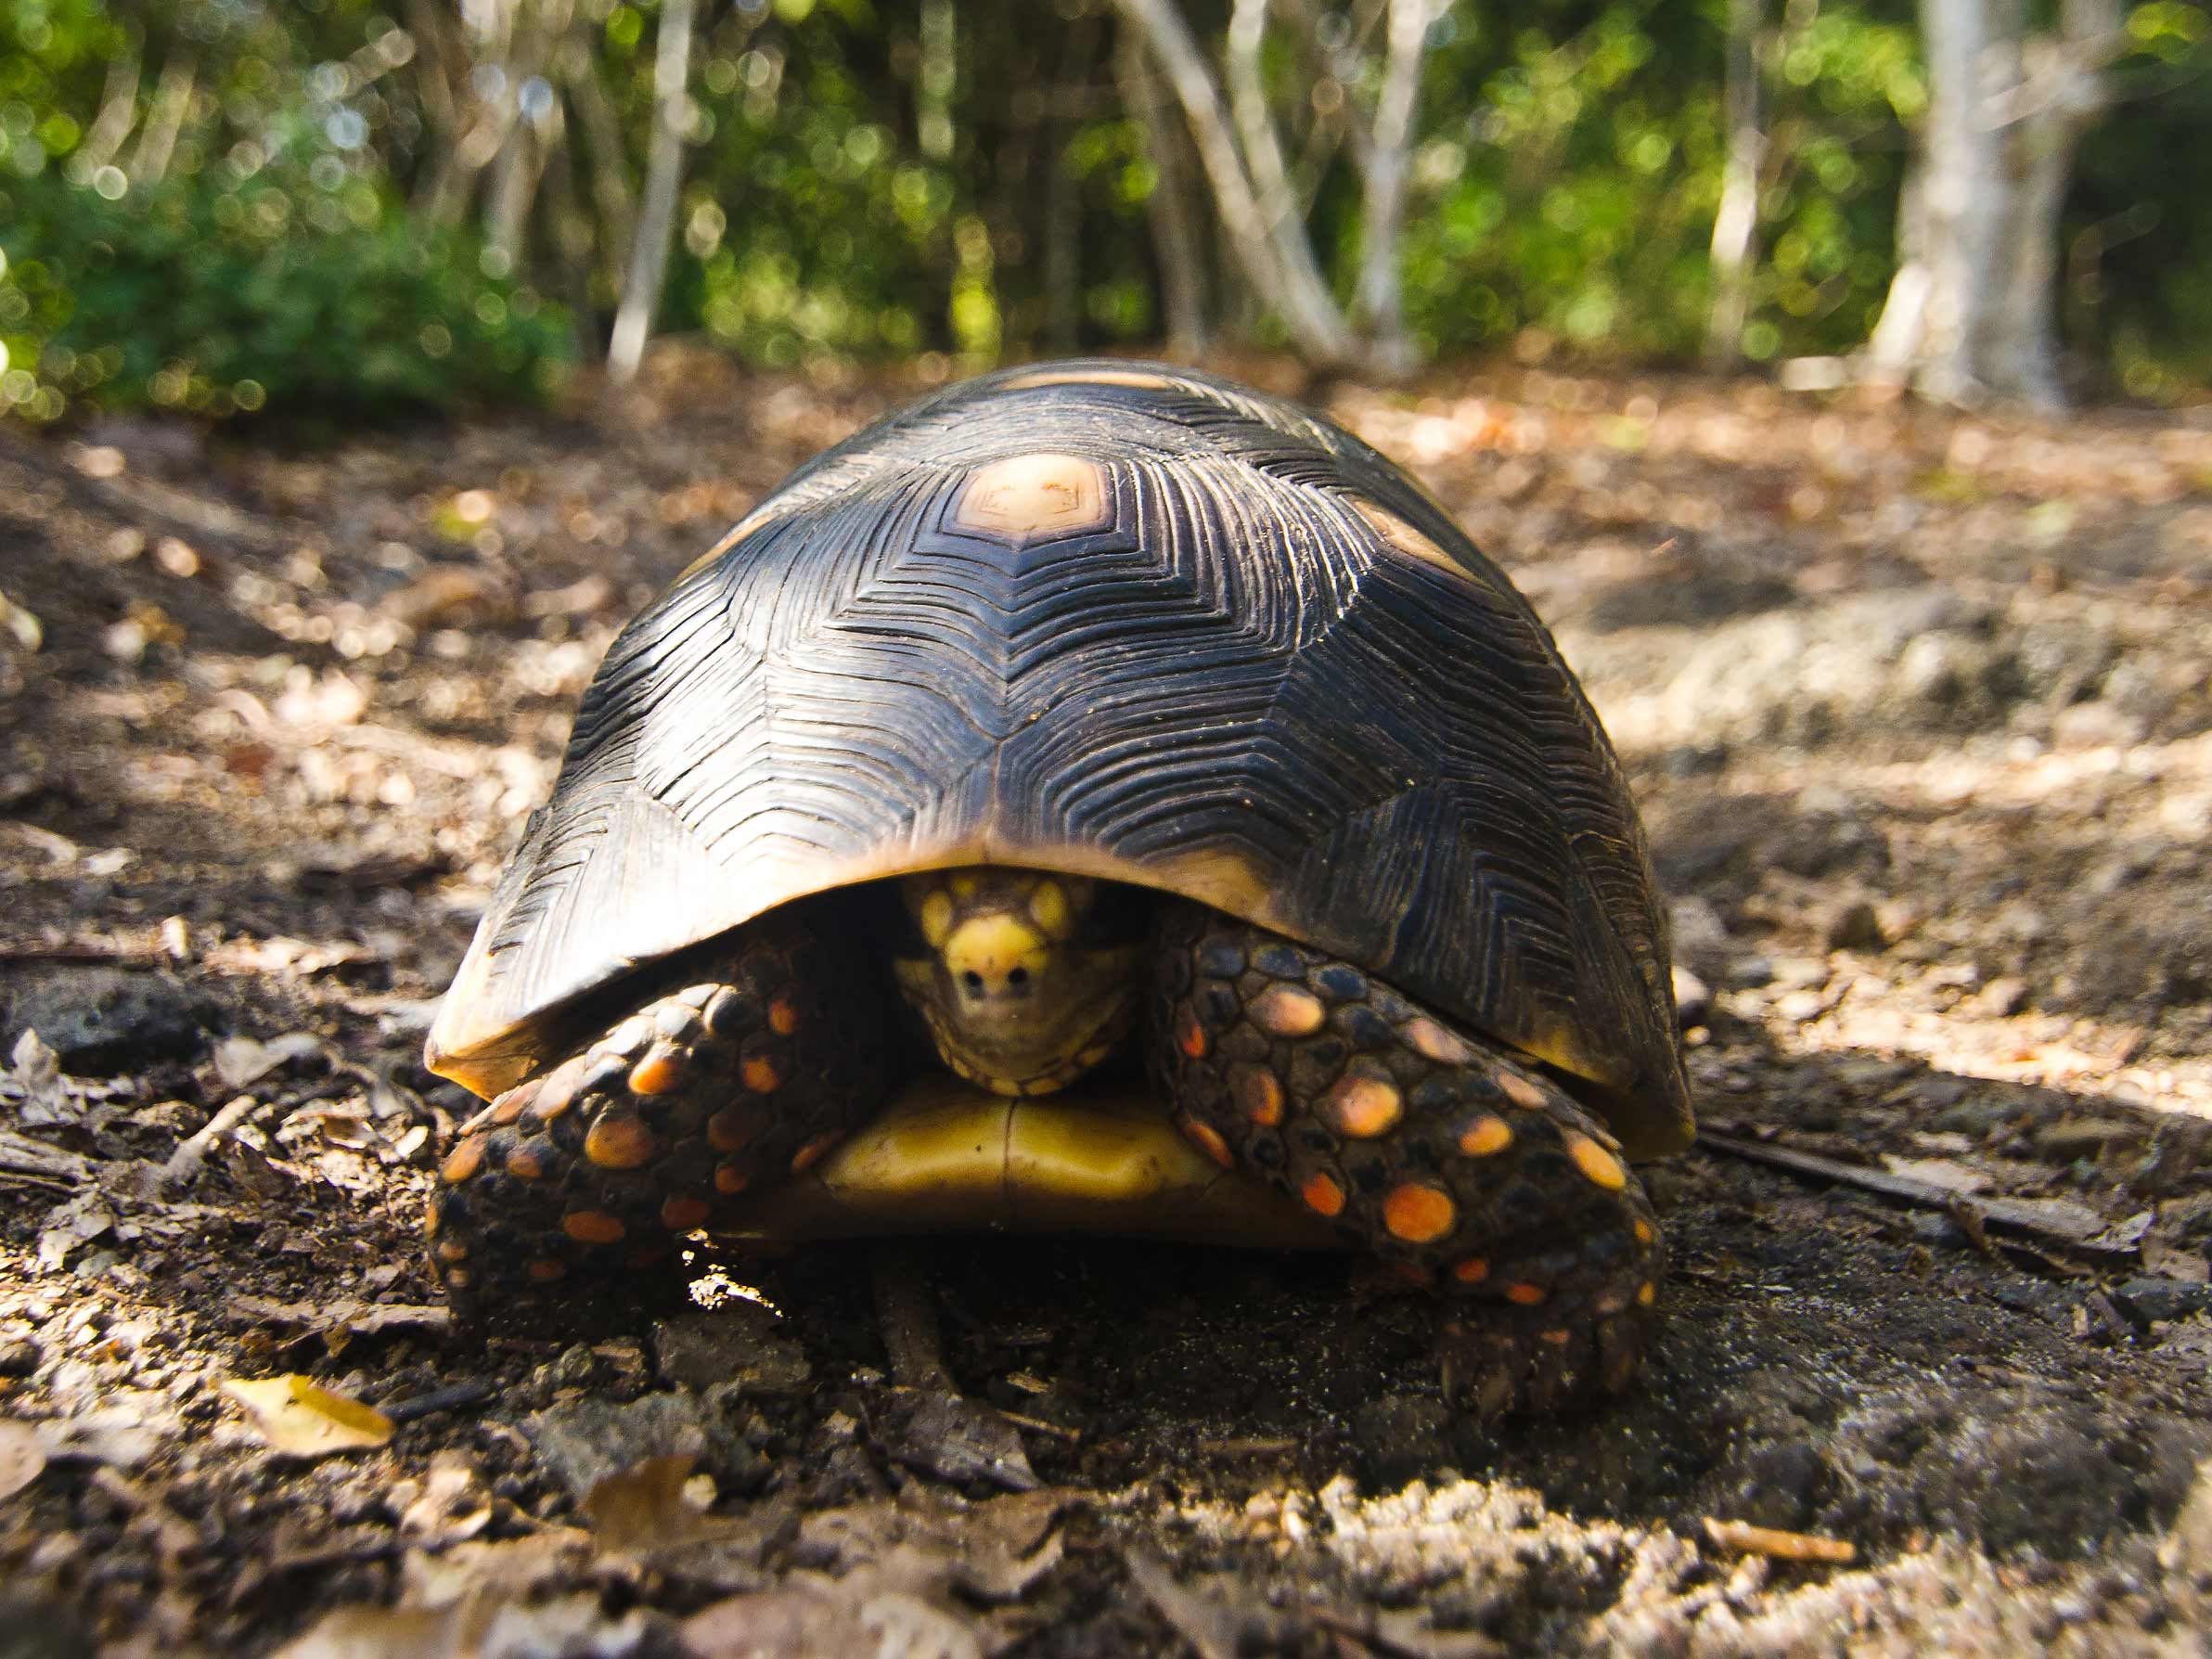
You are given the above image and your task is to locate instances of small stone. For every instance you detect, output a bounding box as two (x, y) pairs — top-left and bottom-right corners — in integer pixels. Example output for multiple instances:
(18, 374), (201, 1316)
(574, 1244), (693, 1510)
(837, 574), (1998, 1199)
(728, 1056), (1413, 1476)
(651, 1305), (812, 1395)
(1974, 975), (2030, 1016)
(522, 1390), (752, 1501)
(2114, 1278), (2212, 1324)
(0, 1337), (41, 1377)
(1824, 900), (1885, 953)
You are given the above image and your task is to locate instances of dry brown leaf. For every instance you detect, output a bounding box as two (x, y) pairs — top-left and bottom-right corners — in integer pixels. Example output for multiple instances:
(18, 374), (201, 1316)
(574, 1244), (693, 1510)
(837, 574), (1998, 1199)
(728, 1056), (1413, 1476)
(222, 1375), (393, 1458)
(585, 1454), (726, 1553)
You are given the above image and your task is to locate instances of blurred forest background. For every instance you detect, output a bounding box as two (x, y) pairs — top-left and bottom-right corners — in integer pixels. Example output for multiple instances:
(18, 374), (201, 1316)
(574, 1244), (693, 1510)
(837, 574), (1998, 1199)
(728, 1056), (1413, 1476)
(2, 0), (2208, 431)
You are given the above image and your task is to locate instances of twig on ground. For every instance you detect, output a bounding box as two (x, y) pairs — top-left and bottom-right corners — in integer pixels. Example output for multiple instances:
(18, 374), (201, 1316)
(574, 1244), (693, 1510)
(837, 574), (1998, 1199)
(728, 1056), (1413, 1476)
(1703, 1517), (1857, 1563)
(1699, 1131), (2136, 1262)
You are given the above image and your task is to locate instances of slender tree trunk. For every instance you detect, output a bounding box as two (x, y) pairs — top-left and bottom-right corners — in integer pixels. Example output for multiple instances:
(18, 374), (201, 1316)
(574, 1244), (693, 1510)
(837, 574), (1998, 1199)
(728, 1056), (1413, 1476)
(127, 52), (195, 186)
(1868, 0), (2119, 406)
(485, 7), (556, 276)
(1114, 29), (1207, 354)
(561, 24), (638, 285)
(1043, 20), (1100, 354)
(609, 0), (698, 382)
(539, 100), (601, 362)
(1706, 0), (1764, 365)
(1352, 0), (1438, 373)
(73, 48), (141, 178)
(1112, 0), (1357, 365)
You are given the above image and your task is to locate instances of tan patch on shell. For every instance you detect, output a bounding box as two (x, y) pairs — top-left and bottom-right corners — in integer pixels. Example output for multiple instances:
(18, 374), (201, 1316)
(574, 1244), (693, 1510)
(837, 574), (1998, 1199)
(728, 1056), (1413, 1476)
(585, 1112), (658, 1170)
(1325, 1075), (1403, 1138)
(951, 454), (1112, 544)
(1457, 1114), (1513, 1157)
(1565, 1132), (1627, 1191)
(1382, 1182), (1456, 1243)
(1251, 984), (1326, 1037)
(997, 366), (1181, 392)
(1350, 497), (1465, 577)
(562, 1210), (626, 1245)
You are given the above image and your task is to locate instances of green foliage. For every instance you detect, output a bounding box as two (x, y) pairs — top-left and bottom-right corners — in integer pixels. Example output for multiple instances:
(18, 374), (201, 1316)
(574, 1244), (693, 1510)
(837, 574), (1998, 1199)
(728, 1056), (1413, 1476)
(2, 0), (2208, 407)
(0, 0), (571, 425)
(0, 164), (572, 423)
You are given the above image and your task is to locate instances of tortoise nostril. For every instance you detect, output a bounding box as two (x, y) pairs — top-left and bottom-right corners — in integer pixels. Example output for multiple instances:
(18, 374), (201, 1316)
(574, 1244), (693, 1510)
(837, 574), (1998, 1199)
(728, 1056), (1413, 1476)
(960, 971), (985, 994)
(1007, 967), (1030, 988)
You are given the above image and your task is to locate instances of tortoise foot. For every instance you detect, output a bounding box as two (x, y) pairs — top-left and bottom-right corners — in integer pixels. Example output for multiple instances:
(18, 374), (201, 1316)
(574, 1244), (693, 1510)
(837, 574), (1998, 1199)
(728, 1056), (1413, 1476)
(428, 909), (891, 1315)
(1148, 907), (1663, 1415)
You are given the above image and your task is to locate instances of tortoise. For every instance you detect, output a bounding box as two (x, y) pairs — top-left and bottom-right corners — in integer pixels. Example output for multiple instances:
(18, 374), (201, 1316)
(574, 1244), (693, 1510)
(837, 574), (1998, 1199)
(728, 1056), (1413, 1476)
(424, 360), (1693, 1414)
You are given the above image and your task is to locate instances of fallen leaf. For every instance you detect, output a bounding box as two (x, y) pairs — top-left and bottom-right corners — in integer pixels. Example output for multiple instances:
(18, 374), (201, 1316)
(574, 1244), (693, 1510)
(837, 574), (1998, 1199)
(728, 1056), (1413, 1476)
(585, 1454), (724, 1553)
(214, 1032), (330, 1091)
(223, 1375), (393, 1458)
(6, 1029), (80, 1128)
(0, 1420), (46, 1499)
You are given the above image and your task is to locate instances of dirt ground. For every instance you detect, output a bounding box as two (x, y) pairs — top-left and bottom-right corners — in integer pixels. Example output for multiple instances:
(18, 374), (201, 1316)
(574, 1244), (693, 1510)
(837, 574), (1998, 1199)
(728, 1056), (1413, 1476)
(4, 352), (2212, 1657)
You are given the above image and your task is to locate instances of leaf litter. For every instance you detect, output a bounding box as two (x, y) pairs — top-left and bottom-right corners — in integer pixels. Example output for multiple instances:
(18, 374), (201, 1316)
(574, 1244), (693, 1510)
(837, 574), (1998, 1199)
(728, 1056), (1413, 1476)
(2, 354), (2212, 1653)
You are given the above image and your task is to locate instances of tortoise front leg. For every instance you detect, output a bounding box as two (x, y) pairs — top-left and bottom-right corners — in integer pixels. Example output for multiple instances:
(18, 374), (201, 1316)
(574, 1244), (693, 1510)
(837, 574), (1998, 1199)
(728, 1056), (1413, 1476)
(1146, 906), (1663, 1416)
(428, 908), (893, 1315)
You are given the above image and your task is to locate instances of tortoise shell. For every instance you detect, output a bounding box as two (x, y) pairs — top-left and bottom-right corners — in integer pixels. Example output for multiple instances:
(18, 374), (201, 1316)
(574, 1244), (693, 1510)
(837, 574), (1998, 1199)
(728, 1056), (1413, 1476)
(427, 362), (1692, 1160)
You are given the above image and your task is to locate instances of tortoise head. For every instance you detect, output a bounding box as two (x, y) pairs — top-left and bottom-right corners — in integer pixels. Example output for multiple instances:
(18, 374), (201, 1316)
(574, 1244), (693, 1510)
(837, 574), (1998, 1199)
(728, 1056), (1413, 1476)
(893, 868), (1142, 1097)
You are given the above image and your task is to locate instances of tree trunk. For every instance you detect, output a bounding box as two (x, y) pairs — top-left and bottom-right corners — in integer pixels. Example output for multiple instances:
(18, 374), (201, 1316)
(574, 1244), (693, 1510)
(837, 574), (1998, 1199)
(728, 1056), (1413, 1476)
(561, 23), (639, 286)
(608, 0), (698, 383)
(73, 48), (141, 178)
(1705, 0), (1764, 366)
(1352, 0), (1438, 375)
(1114, 29), (1207, 354)
(1111, 0), (1358, 366)
(126, 52), (195, 186)
(1867, 0), (2120, 406)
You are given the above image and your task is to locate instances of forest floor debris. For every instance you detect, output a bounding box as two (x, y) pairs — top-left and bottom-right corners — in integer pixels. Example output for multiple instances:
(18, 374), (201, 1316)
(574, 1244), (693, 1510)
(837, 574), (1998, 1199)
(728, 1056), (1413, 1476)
(3, 352), (2212, 1653)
